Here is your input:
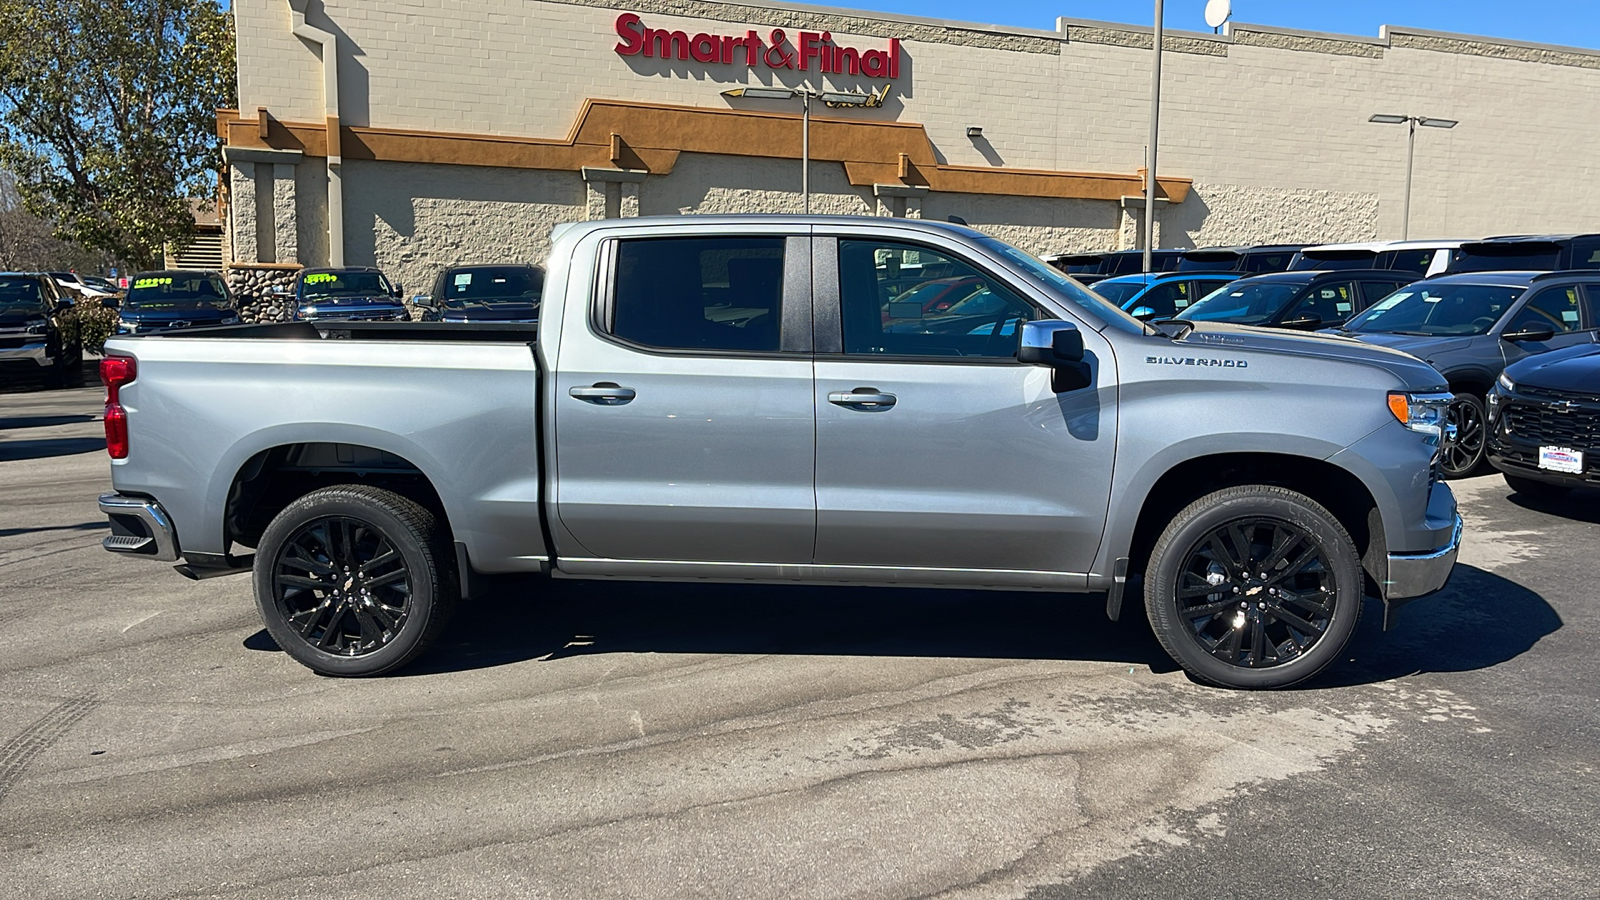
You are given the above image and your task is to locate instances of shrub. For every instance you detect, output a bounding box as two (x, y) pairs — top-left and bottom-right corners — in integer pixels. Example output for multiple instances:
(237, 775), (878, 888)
(72, 294), (120, 354)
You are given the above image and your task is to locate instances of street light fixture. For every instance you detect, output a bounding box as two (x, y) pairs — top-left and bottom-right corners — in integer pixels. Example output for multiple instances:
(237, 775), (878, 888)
(723, 84), (869, 214)
(1369, 113), (1459, 239)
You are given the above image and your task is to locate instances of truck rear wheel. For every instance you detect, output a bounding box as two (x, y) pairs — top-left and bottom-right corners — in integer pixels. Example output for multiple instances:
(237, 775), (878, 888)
(1144, 485), (1362, 689)
(253, 485), (457, 676)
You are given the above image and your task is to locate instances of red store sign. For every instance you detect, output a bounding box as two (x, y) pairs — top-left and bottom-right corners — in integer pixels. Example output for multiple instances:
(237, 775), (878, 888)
(614, 13), (903, 79)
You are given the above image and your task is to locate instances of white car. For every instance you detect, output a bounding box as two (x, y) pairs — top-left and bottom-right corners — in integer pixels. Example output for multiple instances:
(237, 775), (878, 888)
(1288, 240), (1465, 278)
(48, 271), (119, 301)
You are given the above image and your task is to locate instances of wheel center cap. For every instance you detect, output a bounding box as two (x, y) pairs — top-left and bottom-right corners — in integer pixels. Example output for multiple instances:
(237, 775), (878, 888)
(1245, 585), (1265, 597)
(343, 576), (355, 591)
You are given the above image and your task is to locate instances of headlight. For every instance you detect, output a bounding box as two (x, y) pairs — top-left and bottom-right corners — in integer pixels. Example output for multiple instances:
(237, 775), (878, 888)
(1497, 372), (1514, 393)
(1387, 391), (1452, 442)
(25, 317), (48, 335)
(220, 315), (240, 325)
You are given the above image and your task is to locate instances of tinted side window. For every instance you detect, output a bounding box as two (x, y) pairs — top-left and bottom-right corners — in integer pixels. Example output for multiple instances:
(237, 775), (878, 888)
(1358, 280), (1405, 307)
(1507, 287), (1582, 334)
(1380, 249), (1438, 275)
(611, 237), (786, 352)
(1133, 281), (1191, 318)
(1287, 282), (1356, 323)
(840, 240), (1042, 358)
(1583, 285), (1600, 329)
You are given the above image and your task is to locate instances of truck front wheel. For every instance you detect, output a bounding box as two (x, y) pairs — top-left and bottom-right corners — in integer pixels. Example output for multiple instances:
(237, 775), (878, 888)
(253, 485), (457, 676)
(1144, 486), (1362, 689)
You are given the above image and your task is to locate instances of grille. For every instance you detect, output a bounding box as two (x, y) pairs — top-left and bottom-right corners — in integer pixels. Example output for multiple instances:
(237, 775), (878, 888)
(1504, 401), (1600, 450)
(1520, 384), (1600, 405)
(0, 335), (26, 350)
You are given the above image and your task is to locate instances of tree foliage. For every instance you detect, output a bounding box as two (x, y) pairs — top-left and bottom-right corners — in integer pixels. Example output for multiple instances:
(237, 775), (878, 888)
(0, 0), (235, 269)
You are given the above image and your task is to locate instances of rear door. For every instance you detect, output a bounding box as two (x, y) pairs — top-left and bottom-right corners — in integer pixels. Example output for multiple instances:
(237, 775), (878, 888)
(552, 228), (817, 563)
(810, 232), (1117, 579)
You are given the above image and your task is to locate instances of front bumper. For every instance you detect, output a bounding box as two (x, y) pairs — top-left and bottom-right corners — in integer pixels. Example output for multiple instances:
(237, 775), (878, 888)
(1384, 513), (1463, 603)
(0, 341), (51, 366)
(99, 493), (180, 561)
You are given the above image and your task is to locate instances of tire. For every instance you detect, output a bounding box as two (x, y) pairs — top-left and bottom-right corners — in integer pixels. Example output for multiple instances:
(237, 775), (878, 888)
(1503, 473), (1569, 502)
(1144, 485), (1363, 690)
(253, 485), (457, 676)
(1441, 392), (1489, 479)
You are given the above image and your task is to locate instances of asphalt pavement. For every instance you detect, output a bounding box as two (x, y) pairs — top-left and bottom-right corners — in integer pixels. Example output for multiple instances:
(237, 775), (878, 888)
(0, 381), (1595, 899)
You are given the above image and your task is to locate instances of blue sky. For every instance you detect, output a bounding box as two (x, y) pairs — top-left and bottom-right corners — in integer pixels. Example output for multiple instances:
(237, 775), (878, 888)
(823, 0), (1600, 51)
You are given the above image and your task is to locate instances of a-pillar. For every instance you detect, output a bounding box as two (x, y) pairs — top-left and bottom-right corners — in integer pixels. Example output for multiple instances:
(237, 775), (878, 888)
(582, 167), (649, 219)
(873, 184), (929, 218)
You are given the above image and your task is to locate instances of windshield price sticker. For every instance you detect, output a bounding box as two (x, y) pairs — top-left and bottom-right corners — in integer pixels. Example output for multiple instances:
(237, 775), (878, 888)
(1538, 446), (1584, 474)
(304, 273), (339, 284)
(133, 277), (172, 289)
(454, 274), (472, 287)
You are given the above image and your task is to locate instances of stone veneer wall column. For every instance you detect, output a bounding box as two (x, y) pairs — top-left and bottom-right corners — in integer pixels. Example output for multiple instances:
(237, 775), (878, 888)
(873, 184), (928, 219)
(222, 147), (305, 263)
(582, 167), (649, 219)
(272, 163), (299, 263)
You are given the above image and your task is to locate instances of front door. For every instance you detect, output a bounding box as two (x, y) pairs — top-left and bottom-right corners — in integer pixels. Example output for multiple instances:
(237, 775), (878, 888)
(553, 231), (816, 563)
(1501, 284), (1599, 364)
(811, 235), (1117, 578)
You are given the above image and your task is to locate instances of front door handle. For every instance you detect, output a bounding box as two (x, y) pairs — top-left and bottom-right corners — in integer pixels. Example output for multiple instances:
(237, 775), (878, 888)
(828, 388), (897, 410)
(569, 382), (636, 405)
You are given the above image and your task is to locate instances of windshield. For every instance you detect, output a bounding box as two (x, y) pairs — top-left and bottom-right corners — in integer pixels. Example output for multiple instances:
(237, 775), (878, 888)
(300, 270), (393, 300)
(1341, 283), (1524, 335)
(1090, 280), (1147, 307)
(82, 276), (118, 291)
(441, 266), (543, 307)
(0, 277), (45, 308)
(976, 237), (1146, 331)
(1176, 281), (1305, 325)
(124, 274), (231, 309)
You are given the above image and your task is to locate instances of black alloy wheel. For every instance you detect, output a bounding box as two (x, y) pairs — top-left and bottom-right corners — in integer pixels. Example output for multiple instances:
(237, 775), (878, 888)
(272, 516), (412, 657)
(1441, 393), (1488, 479)
(254, 485), (456, 676)
(1171, 517), (1338, 669)
(1145, 485), (1362, 689)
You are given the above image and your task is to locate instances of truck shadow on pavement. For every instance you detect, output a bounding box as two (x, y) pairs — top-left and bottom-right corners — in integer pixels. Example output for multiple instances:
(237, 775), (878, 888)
(386, 563), (1557, 688)
(1507, 487), (1600, 525)
(0, 437), (106, 462)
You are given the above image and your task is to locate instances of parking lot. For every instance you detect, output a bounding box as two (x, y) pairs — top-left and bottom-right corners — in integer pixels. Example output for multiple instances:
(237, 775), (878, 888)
(1, 381), (1597, 899)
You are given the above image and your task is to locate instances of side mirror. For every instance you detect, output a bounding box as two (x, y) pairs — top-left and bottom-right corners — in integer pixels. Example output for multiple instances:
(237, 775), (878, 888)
(412, 294), (435, 308)
(1502, 324), (1555, 343)
(1017, 320), (1092, 392)
(55, 300), (75, 315)
(391, 282), (404, 298)
(1280, 312), (1323, 330)
(1130, 306), (1157, 321)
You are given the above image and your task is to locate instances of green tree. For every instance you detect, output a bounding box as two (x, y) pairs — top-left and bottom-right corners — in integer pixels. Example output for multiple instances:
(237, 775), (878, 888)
(0, 0), (235, 269)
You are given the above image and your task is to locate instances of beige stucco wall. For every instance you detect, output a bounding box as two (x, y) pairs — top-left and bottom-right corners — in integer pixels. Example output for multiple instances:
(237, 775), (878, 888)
(233, 0), (1600, 265)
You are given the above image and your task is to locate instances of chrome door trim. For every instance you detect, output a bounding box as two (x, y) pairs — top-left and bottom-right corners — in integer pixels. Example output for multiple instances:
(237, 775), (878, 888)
(552, 557), (1089, 591)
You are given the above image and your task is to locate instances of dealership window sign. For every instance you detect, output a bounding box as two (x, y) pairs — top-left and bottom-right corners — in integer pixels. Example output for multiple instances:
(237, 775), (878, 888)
(615, 13), (903, 79)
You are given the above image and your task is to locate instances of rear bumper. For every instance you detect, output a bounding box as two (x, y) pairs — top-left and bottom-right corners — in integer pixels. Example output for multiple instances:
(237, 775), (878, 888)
(1384, 513), (1462, 602)
(98, 493), (180, 561)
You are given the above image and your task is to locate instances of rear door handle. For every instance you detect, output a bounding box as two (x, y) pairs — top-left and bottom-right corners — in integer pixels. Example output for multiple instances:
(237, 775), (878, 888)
(828, 388), (897, 410)
(569, 382), (636, 405)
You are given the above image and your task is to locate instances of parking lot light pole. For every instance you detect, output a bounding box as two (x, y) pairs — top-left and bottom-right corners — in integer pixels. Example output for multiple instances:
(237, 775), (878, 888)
(1143, 0), (1164, 273)
(1369, 114), (1459, 239)
(723, 85), (869, 214)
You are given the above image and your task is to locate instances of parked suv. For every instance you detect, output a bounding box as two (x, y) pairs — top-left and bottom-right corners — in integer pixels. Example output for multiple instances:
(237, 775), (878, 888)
(1335, 271), (1600, 478)
(415, 264), (544, 323)
(1487, 343), (1600, 498)
(1174, 269), (1416, 331)
(0, 272), (82, 387)
(1043, 249), (1183, 285)
(1090, 271), (1242, 321)
(1449, 234), (1600, 274)
(116, 271), (239, 335)
(1289, 240), (1464, 278)
(1178, 245), (1305, 275)
(294, 267), (408, 322)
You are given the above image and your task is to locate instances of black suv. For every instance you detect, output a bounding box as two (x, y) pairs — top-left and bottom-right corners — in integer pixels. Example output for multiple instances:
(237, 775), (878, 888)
(416, 264), (544, 323)
(0, 272), (82, 387)
(1173, 269), (1417, 331)
(1450, 234), (1600, 274)
(294, 267), (408, 322)
(1488, 343), (1600, 498)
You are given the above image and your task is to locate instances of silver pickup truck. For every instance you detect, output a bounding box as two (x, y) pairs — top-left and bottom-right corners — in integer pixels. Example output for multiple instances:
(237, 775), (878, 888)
(97, 216), (1462, 689)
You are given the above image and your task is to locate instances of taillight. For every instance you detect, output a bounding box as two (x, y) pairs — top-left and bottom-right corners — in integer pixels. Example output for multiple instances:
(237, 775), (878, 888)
(101, 355), (136, 459)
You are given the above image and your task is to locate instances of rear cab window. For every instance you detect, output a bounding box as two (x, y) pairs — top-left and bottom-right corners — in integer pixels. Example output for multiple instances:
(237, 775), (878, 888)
(607, 236), (788, 353)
